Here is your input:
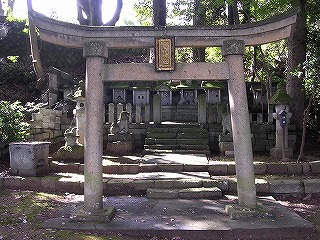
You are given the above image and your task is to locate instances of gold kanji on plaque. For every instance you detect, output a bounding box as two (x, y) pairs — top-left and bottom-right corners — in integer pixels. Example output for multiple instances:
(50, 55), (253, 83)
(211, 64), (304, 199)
(155, 37), (175, 71)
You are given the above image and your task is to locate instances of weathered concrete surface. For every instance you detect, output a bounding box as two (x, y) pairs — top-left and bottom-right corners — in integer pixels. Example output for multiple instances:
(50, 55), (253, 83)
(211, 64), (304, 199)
(269, 180), (304, 194)
(42, 196), (315, 240)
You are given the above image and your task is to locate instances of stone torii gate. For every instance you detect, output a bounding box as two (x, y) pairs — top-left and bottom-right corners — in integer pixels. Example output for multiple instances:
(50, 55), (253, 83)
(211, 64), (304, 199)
(28, 8), (297, 220)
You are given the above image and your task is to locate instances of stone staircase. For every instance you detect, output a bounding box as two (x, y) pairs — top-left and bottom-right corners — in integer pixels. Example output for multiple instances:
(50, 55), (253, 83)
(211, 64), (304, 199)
(144, 123), (210, 155)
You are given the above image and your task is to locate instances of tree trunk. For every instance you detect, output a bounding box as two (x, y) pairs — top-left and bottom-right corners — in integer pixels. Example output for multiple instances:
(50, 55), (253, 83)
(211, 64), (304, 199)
(105, 0), (123, 26)
(193, 0), (205, 62)
(88, 0), (103, 26)
(286, 0), (307, 131)
(153, 0), (166, 27)
(298, 97), (312, 162)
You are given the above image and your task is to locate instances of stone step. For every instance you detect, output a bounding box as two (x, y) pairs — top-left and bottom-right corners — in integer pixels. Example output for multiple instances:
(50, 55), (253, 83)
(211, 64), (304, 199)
(177, 132), (208, 139)
(177, 139), (209, 145)
(143, 148), (211, 155)
(146, 127), (208, 134)
(144, 144), (209, 150)
(147, 187), (223, 199)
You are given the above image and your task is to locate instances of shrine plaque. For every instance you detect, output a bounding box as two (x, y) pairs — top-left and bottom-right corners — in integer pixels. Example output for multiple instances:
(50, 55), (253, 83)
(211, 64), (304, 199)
(155, 37), (175, 71)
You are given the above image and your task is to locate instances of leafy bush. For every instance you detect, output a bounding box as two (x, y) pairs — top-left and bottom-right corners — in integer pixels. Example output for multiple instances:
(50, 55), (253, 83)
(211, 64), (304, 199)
(0, 101), (30, 146)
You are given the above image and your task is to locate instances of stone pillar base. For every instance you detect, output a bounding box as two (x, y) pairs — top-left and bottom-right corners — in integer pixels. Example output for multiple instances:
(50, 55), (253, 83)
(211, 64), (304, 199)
(225, 203), (274, 220)
(270, 147), (293, 159)
(106, 133), (133, 154)
(218, 134), (234, 155)
(70, 206), (116, 223)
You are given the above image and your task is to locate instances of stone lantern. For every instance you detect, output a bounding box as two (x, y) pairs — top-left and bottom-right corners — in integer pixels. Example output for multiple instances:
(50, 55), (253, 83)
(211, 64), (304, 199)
(270, 82), (293, 160)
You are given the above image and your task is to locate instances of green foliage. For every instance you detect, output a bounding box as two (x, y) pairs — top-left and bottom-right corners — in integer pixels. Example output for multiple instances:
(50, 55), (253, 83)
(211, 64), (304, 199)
(0, 62), (35, 85)
(0, 101), (30, 145)
(134, 0), (153, 26)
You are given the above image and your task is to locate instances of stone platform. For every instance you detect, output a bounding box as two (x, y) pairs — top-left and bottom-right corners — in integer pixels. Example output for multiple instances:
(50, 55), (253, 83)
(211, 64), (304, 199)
(42, 196), (315, 240)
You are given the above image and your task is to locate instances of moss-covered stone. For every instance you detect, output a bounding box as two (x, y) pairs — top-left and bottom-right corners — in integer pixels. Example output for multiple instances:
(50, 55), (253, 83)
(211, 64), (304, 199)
(52, 145), (84, 163)
(270, 82), (293, 104)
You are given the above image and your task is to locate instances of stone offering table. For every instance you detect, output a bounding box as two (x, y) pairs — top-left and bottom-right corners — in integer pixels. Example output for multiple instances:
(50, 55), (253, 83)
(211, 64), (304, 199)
(9, 141), (50, 176)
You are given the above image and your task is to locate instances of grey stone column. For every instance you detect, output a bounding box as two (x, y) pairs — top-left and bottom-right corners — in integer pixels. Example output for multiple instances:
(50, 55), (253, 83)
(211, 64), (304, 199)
(82, 41), (107, 214)
(222, 40), (256, 208)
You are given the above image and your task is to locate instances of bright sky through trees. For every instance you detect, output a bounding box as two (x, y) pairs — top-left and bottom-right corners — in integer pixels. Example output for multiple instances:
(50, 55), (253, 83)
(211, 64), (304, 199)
(12, 0), (138, 25)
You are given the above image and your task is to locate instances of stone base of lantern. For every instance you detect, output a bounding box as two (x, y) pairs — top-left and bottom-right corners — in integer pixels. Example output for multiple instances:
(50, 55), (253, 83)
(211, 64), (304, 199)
(106, 133), (133, 155)
(70, 206), (116, 223)
(270, 147), (293, 160)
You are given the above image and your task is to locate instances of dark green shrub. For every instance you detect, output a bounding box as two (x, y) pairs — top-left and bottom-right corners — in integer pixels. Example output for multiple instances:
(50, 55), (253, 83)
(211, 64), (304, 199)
(0, 101), (29, 145)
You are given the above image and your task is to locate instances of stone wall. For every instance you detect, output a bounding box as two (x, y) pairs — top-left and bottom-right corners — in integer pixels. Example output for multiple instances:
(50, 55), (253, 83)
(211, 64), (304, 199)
(208, 123), (297, 154)
(28, 108), (71, 149)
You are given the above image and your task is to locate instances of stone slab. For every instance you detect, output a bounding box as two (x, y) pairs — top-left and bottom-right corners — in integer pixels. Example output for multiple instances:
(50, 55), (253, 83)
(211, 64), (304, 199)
(147, 188), (179, 199)
(178, 187), (222, 199)
(269, 180), (304, 194)
(303, 179), (320, 193)
(42, 196), (315, 240)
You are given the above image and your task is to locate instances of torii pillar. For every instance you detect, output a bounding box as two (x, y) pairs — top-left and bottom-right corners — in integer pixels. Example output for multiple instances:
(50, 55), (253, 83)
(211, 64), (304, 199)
(222, 40), (257, 209)
(71, 41), (115, 222)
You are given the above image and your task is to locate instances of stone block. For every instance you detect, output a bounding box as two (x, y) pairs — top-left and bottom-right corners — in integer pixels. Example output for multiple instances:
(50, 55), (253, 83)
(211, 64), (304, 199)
(54, 123), (61, 130)
(39, 108), (52, 116)
(254, 164), (267, 175)
(132, 180), (154, 191)
(157, 164), (183, 172)
(42, 115), (51, 123)
(218, 142), (234, 154)
(0, 177), (3, 188)
(287, 164), (303, 174)
(50, 116), (56, 122)
(219, 134), (233, 142)
(178, 187), (222, 199)
(227, 164), (236, 174)
(255, 179), (269, 194)
(103, 165), (120, 174)
(228, 179), (237, 193)
(139, 164), (157, 172)
(118, 164), (139, 174)
(9, 142), (50, 176)
(267, 163), (288, 174)
(43, 122), (55, 129)
(154, 180), (174, 189)
(32, 113), (43, 121)
(57, 164), (80, 173)
(269, 180), (304, 194)
(202, 179), (228, 191)
(20, 177), (41, 191)
(105, 179), (134, 195)
(302, 163), (312, 174)
(147, 188), (179, 199)
(310, 161), (320, 174)
(41, 177), (57, 191)
(42, 132), (50, 139)
(30, 120), (43, 129)
(303, 179), (320, 193)
(33, 134), (44, 141)
(208, 164), (228, 175)
(173, 179), (202, 188)
(56, 180), (82, 194)
(183, 164), (208, 172)
(54, 130), (63, 137)
(4, 177), (22, 189)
